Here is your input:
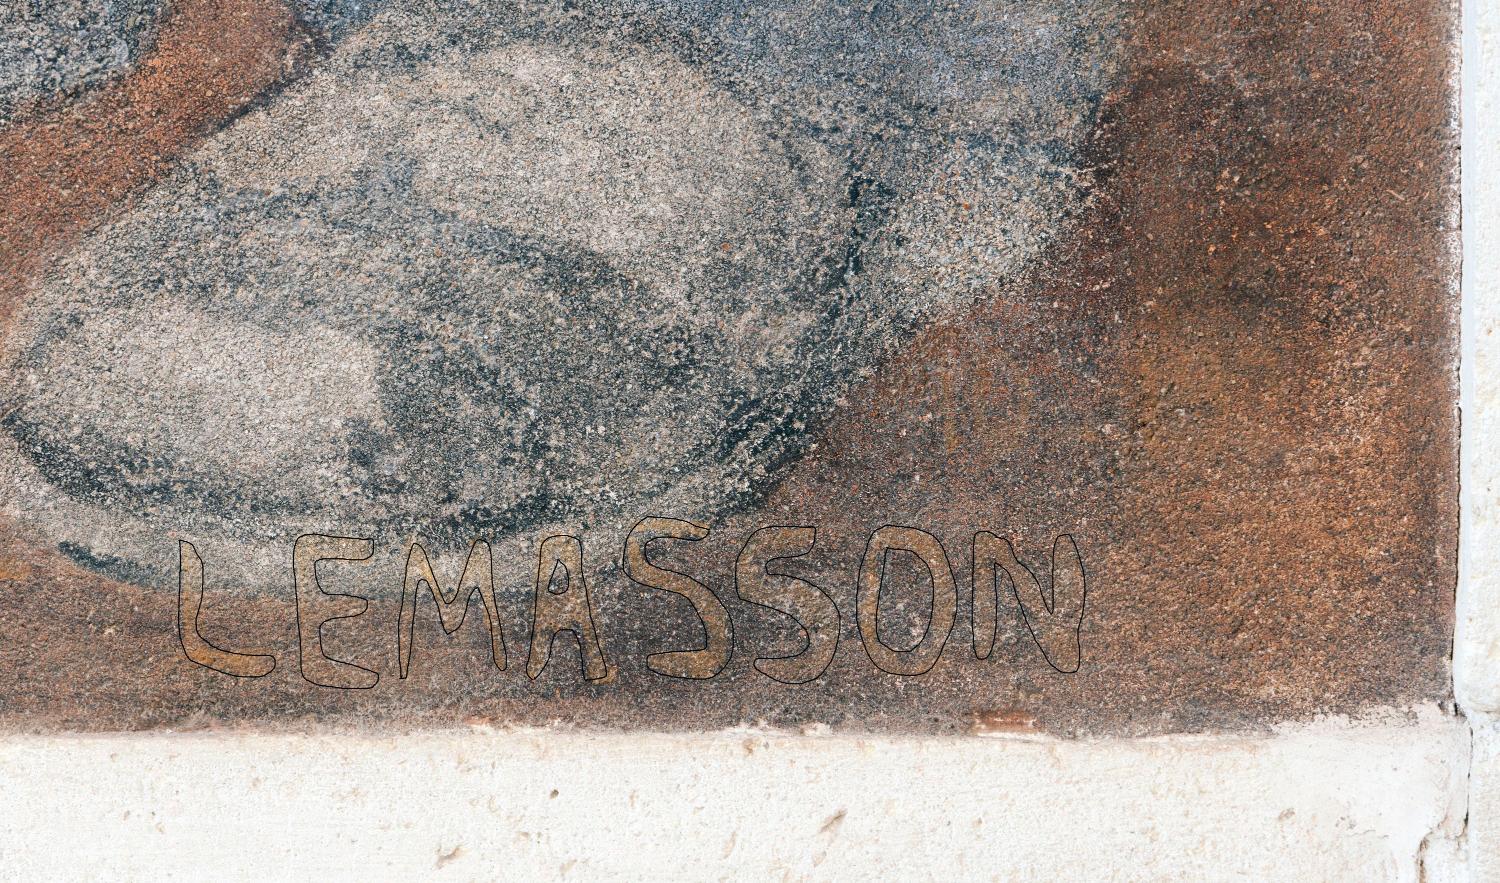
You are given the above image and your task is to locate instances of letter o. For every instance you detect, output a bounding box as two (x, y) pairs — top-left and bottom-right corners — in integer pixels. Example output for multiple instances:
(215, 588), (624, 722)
(856, 526), (956, 676)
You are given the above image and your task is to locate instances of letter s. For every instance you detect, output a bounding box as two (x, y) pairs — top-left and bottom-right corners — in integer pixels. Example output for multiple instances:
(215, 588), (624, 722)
(734, 526), (839, 684)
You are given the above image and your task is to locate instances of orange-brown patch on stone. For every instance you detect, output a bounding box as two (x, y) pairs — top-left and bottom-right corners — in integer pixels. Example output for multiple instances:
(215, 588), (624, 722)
(0, 0), (309, 326)
(1102, 0), (1457, 717)
(0, 1), (1457, 736)
(973, 710), (1039, 734)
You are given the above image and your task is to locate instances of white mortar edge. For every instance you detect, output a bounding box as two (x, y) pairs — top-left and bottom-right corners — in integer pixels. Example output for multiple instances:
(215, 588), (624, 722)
(1456, 0), (1500, 880)
(0, 710), (1470, 882)
(1457, 0), (1498, 715)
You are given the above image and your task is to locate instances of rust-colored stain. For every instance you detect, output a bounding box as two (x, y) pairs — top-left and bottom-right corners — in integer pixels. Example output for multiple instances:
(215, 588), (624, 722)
(0, 0), (307, 323)
(0, 0), (1457, 735)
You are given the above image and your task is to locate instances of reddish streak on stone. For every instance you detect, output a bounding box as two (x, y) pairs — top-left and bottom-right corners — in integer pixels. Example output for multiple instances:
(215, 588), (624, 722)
(0, 0), (305, 322)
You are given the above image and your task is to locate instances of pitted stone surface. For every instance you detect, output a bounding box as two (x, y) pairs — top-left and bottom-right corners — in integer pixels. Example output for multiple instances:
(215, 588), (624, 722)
(0, 0), (1459, 735)
(0, 0), (163, 121)
(1, 0), (1121, 592)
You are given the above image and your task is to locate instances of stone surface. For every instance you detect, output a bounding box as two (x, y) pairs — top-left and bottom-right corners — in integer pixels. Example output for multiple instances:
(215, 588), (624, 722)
(0, 0), (164, 122)
(2, 0), (1116, 557)
(0, 0), (1484, 878)
(0, 0), (1459, 734)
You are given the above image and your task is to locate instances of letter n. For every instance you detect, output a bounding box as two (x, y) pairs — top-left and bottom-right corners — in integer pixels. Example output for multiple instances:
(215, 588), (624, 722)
(972, 532), (1086, 673)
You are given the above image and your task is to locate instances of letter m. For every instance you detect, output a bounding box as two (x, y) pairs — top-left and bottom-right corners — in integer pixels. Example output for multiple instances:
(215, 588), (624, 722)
(398, 540), (507, 678)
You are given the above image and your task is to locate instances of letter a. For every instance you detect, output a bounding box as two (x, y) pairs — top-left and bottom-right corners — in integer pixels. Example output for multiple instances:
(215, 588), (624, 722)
(527, 535), (610, 682)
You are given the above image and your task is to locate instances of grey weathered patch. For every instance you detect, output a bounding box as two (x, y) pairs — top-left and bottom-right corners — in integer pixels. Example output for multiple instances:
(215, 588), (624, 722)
(0, 0), (1121, 593)
(0, 0), (164, 121)
(292, 0), (380, 42)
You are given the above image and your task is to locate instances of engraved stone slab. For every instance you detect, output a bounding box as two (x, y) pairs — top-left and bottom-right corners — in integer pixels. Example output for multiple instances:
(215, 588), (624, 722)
(0, 0), (1457, 734)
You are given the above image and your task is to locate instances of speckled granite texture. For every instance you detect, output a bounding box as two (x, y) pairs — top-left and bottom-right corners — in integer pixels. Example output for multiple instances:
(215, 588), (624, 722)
(0, 0), (1458, 734)
(0, 0), (163, 121)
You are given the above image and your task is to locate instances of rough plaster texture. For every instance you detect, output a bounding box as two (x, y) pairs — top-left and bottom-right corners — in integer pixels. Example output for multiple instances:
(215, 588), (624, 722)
(1466, 713), (1500, 882)
(0, 712), (1470, 881)
(1459, 0), (1500, 714)
(0, 0), (163, 122)
(1458, 0), (1500, 879)
(0, 0), (1119, 584)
